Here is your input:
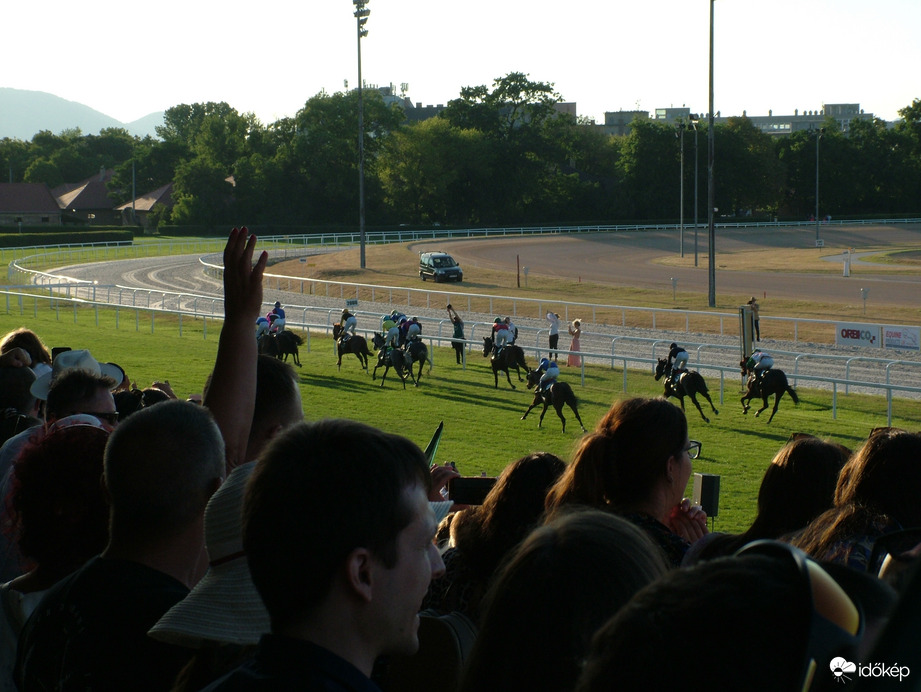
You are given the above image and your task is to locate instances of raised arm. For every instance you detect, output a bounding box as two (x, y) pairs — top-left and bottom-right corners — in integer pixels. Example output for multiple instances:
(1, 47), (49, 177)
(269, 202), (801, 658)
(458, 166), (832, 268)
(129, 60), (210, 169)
(204, 227), (268, 473)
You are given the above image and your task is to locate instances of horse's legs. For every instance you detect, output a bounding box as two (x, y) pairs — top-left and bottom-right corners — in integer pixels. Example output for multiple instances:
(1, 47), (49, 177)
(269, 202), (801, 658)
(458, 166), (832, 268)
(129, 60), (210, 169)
(689, 395), (710, 424)
(701, 391), (720, 416)
(553, 402), (567, 433)
(754, 394), (770, 417)
(537, 402), (550, 428)
(521, 395), (541, 420)
(504, 367), (515, 389)
(569, 401), (587, 433)
(767, 393), (783, 424)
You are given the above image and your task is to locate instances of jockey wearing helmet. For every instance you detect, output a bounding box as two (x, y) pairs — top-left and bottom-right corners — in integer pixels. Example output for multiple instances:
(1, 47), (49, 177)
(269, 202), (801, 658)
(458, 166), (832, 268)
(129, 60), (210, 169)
(492, 318), (510, 355)
(668, 342), (689, 376)
(537, 357), (560, 395)
(271, 301), (286, 332)
(255, 316), (270, 340)
(405, 316), (422, 342)
(744, 349), (774, 381)
(341, 309), (357, 339)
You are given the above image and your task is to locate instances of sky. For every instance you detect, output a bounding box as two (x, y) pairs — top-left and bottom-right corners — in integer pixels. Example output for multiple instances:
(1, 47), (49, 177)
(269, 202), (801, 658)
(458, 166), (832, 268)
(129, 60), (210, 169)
(5, 0), (919, 126)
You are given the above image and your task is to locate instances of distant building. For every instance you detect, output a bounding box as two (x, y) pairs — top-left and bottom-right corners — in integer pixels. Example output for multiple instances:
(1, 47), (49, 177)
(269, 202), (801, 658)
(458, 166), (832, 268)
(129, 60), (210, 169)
(0, 183), (63, 226)
(598, 110), (651, 137)
(115, 183), (174, 231)
(53, 167), (120, 225)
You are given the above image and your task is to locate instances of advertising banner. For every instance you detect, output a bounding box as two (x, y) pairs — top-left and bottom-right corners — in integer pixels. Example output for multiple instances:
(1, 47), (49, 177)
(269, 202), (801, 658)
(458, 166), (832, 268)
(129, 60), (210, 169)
(835, 323), (881, 348)
(883, 326), (921, 351)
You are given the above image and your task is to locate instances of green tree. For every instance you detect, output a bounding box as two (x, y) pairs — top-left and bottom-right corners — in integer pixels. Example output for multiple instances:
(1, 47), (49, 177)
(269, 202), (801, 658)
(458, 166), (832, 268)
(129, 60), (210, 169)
(170, 156), (234, 226)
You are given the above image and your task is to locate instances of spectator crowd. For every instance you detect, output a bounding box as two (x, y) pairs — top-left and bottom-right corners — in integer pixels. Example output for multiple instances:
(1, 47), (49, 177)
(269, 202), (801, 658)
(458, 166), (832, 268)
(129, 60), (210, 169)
(0, 228), (919, 691)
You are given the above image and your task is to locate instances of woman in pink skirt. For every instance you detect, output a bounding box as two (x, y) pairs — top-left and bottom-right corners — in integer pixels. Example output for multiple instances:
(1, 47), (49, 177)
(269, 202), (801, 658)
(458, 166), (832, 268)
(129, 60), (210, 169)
(567, 320), (582, 367)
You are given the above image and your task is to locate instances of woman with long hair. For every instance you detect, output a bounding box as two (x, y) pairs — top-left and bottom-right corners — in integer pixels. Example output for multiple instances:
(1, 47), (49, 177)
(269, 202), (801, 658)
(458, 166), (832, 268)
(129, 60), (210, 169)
(545, 397), (707, 567)
(793, 428), (921, 572)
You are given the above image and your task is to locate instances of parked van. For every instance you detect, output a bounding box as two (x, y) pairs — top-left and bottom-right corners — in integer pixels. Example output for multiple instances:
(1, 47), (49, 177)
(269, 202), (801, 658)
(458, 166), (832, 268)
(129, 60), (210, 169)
(419, 251), (463, 283)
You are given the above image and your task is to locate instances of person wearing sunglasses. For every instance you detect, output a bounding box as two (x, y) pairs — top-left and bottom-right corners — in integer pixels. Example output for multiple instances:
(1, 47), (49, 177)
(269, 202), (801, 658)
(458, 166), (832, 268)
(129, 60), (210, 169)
(545, 397), (707, 567)
(793, 428), (921, 574)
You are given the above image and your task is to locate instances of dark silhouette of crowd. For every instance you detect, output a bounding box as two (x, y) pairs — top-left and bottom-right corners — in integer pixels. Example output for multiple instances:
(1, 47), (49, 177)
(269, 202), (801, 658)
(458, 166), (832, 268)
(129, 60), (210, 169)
(1, 227), (919, 691)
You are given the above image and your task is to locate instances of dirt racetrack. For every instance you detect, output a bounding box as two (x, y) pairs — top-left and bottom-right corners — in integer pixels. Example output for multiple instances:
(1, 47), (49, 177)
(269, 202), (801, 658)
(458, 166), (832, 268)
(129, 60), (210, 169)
(414, 223), (921, 309)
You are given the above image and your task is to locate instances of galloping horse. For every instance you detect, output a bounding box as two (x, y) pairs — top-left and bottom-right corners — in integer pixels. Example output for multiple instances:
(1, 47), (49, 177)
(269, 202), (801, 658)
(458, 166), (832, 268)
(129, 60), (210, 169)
(739, 363), (799, 423)
(482, 336), (528, 389)
(403, 338), (433, 384)
(372, 348), (416, 389)
(654, 358), (719, 423)
(521, 369), (587, 433)
(258, 330), (303, 366)
(332, 323), (374, 371)
(374, 333), (432, 384)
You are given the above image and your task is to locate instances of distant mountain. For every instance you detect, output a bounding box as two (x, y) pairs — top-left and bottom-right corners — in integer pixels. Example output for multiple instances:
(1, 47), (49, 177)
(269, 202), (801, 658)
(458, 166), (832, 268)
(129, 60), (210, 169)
(0, 88), (163, 141)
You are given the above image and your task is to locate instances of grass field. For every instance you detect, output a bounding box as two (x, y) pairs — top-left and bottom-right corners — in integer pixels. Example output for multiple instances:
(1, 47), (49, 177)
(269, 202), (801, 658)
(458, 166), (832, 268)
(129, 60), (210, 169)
(3, 301), (920, 534)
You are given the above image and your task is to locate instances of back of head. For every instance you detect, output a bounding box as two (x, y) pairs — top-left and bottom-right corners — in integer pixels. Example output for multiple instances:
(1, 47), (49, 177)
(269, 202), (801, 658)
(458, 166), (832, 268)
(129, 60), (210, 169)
(835, 429), (921, 527)
(249, 355), (302, 458)
(747, 437), (851, 541)
(460, 509), (667, 692)
(243, 419), (430, 631)
(45, 369), (115, 420)
(11, 420), (111, 570)
(577, 552), (815, 692)
(0, 328), (51, 366)
(452, 452), (565, 577)
(0, 365), (37, 413)
(104, 400), (225, 546)
(545, 398), (686, 513)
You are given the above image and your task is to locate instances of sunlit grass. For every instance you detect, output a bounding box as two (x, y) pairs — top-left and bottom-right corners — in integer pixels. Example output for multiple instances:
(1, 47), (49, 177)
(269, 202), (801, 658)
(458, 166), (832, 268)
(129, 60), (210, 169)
(4, 300), (920, 534)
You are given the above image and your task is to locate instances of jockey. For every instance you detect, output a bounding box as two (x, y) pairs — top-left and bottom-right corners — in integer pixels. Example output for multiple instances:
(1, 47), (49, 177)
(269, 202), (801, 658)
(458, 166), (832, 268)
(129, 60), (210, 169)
(397, 316), (411, 346)
(383, 320), (401, 352)
(255, 316), (270, 340)
(504, 316), (518, 344)
(390, 309), (406, 324)
(492, 318), (510, 356)
(668, 343), (689, 377)
(271, 301), (286, 332)
(405, 316), (422, 342)
(268, 313), (282, 334)
(744, 349), (774, 381)
(537, 357), (560, 395)
(341, 309), (357, 340)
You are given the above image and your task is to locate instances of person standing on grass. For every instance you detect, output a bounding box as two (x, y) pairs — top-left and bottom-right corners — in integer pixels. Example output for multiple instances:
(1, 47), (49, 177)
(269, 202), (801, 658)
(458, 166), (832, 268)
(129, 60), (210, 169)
(567, 320), (582, 367)
(748, 297), (761, 341)
(447, 305), (465, 365)
(546, 312), (561, 361)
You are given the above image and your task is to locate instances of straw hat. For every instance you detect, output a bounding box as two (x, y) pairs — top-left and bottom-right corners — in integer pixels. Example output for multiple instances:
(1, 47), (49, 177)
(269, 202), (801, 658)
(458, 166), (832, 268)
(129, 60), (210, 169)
(30, 350), (122, 400)
(148, 461), (270, 648)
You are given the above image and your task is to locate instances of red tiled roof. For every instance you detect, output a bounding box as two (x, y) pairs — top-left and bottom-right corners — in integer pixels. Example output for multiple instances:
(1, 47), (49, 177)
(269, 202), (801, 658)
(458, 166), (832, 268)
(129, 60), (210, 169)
(0, 183), (62, 213)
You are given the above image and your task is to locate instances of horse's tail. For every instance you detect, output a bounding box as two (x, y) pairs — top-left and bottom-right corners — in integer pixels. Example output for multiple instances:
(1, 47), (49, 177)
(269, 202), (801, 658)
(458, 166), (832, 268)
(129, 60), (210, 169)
(290, 332), (304, 345)
(692, 372), (709, 394)
(787, 385), (799, 404)
(362, 340), (374, 357)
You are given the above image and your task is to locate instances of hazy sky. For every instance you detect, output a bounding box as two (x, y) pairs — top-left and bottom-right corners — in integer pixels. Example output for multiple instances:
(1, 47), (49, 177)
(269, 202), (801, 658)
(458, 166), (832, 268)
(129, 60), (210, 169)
(6, 0), (919, 125)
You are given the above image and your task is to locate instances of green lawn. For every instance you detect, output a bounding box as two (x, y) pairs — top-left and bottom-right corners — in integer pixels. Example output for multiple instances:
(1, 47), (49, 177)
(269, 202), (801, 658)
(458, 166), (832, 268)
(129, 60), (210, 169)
(4, 302), (919, 535)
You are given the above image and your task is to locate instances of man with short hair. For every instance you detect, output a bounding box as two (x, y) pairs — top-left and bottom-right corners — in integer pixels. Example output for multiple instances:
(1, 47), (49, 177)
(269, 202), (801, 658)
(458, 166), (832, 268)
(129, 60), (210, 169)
(203, 418), (445, 690)
(15, 400), (226, 691)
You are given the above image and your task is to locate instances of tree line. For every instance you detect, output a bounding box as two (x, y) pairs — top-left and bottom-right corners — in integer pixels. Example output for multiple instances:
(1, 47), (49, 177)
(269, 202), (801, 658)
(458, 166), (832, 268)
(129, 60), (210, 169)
(2, 73), (920, 229)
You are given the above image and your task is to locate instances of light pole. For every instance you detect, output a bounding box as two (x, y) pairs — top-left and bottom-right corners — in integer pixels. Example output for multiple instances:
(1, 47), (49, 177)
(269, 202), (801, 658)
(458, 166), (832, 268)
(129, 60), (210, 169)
(353, 0), (370, 269)
(707, 0), (716, 307)
(677, 121), (685, 258)
(690, 114), (700, 267)
(814, 126), (824, 246)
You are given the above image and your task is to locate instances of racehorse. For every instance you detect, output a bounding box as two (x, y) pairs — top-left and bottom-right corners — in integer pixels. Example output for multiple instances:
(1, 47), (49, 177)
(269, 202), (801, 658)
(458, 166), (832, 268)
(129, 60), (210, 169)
(372, 332), (431, 383)
(372, 348), (416, 389)
(258, 330), (303, 366)
(332, 323), (374, 371)
(521, 368), (587, 433)
(403, 337), (433, 384)
(654, 358), (719, 423)
(482, 336), (528, 389)
(739, 363), (799, 423)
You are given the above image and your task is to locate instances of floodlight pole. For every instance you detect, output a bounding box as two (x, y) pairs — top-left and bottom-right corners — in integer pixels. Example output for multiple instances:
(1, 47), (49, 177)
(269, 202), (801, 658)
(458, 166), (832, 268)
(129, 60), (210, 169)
(707, 0), (716, 308)
(354, 0), (370, 269)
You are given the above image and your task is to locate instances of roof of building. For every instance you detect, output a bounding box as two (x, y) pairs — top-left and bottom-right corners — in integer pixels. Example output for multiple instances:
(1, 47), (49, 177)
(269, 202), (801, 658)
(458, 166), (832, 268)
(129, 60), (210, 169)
(115, 182), (173, 212)
(52, 168), (116, 210)
(0, 183), (62, 213)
